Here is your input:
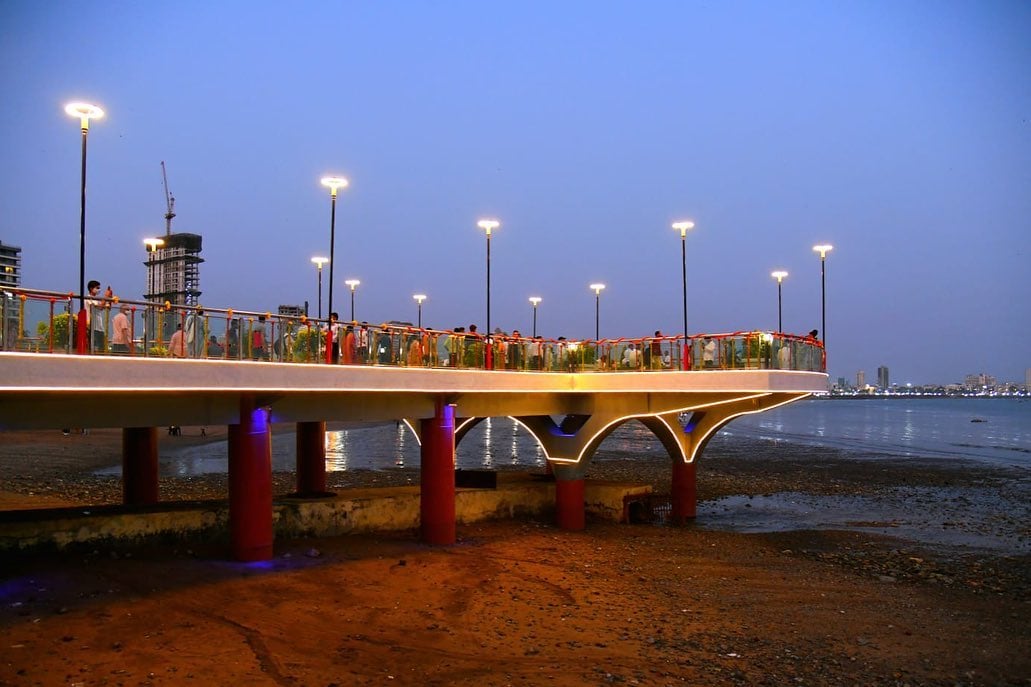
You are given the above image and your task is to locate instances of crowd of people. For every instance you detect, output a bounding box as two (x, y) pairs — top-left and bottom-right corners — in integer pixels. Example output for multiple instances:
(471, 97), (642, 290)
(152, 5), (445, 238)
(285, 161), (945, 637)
(62, 280), (822, 372)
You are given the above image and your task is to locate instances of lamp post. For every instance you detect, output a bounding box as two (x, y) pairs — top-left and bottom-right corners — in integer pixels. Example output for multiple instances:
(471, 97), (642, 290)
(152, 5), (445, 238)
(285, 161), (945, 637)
(528, 296), (542, 338)
(672, 220), (695, 370)
(812, 244), (832, 346)
(65, 101), (104, 354)
(589, 283), (606, 341)
(413, 294), (427, 328)
(311, 256), (329, 319)
(771, 270), (788, 333)
(344, 279), (360, 321)
(320, 175), (348, 325)
(477, 218), (500, 369)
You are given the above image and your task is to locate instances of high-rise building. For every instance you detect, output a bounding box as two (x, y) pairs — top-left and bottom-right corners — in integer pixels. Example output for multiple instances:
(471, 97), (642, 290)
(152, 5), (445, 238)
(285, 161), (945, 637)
(877, 366), (889, 389)
(0, 241), (20, 288)
(144, 233), (203, 340)
(145, 233), (203, 306)
(0, 241), (21, 349)
(856, 370), (865, 388)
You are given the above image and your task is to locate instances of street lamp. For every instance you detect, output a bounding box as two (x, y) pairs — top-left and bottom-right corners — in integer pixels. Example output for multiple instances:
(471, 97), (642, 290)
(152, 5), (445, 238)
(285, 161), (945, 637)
(477, 218), (500, 369)
(771, 270), (789, 333)
(528, 296), (542, 338)
(672, 220), (695, 370)
(812, 244), (833, 346)
(320, 175), (348, 324)
(65, 101), (104, 354)
(311, 256), (329, 319)
(589, 283), (606, 341)
(413, 294), (427, 328)
(344, 279), (360, 321)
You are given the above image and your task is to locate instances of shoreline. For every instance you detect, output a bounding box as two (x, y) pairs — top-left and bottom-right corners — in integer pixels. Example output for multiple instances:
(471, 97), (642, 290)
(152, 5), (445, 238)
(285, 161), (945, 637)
(2, 427), (1028, 557)
(2, 428), (1029, 684)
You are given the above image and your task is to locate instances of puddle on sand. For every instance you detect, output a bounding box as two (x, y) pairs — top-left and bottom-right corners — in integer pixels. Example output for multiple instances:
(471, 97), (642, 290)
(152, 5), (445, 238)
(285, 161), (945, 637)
(697, 488), (1029, 554)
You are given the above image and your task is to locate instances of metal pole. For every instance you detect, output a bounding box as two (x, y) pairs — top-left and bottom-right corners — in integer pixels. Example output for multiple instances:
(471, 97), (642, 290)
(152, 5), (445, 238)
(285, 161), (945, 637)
(681, 234), (687, 339)
(777, 281), (783, 333)
(327, 194), (336, 321)
(820, 256), (826, 346)
(595, 293), (600, 341)
(532, 304), (537, 338)
(316, 266), (323, 319)
(350, 289), (355, 322)
(486, 232), (491, 339)
(681, 234), (688, 371)
(78, 126), (88, 312)
(417, 303), (422, 328)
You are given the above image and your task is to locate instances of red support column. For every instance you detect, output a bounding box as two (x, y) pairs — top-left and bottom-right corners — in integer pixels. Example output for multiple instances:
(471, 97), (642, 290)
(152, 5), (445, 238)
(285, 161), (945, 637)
(555, 478), (585, 531)
(228, 397), (273, 561)
(420, 400), (456, 545)
(670, 459), (697, 524)
(122, 427), (159, 505)
(295, 421), (327, 496)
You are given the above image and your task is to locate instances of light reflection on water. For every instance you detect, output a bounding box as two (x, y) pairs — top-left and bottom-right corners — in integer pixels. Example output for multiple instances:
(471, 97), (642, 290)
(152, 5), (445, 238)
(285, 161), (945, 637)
(135, 418), (656, 477)
(103, 398), (1030, 478)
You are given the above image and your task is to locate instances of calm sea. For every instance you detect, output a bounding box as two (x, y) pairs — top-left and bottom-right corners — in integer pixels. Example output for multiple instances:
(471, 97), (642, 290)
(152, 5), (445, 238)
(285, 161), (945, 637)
(722, 397), (1031, 467)
(154, 397), (1031, 476)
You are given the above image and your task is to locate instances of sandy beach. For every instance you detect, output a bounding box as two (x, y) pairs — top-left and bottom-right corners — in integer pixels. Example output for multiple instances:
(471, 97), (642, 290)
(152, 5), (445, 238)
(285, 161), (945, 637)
(1, 427), (1029, 685)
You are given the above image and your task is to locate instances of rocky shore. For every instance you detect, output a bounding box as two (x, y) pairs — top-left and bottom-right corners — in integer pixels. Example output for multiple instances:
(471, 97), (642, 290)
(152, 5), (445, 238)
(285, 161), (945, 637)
(1, 427), (1029, 685)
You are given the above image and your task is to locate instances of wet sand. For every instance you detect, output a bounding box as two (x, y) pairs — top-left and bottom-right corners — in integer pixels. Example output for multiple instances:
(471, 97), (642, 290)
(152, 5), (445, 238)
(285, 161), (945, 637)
(1, 427), (1029, 685)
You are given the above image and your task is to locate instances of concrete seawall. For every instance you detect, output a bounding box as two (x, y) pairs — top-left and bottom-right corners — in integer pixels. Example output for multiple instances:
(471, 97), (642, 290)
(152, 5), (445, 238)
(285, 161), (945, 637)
(0, 474), (653, 552)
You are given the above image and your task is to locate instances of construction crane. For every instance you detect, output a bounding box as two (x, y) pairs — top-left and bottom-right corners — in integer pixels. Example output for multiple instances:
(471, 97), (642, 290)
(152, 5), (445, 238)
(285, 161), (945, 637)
(161, 161), (176, 235)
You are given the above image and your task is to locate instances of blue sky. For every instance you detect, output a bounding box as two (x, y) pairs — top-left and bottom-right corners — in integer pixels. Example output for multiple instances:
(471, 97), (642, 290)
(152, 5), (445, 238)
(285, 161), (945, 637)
(1, 1), (1029, 385)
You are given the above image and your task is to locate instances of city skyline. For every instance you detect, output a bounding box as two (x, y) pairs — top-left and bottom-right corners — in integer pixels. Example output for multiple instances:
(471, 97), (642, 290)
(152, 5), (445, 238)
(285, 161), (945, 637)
(1, 1), (1029, 384)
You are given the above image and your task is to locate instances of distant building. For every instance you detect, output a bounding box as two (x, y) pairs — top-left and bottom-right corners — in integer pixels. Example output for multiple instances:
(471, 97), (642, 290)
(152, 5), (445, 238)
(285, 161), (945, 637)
(0, 241), (21, 349)
(0, 241), (20, 288)
(964, 373), (997, 390)
(144, 233), (204, 340)
(856, 370), (865, 388)
(278, 305), (305, 318)
(877, 366), (889, 389)
(1026, 368), (1031, 392)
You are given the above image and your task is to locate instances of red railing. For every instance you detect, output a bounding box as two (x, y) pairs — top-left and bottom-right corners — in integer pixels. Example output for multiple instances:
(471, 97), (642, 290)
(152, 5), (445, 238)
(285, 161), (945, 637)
(0, 287), (825, 373)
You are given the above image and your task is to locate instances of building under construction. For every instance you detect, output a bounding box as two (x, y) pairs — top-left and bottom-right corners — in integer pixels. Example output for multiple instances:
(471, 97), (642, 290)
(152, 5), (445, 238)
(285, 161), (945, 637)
(142, 163), (204, 341)
(143, 233), (204, 306)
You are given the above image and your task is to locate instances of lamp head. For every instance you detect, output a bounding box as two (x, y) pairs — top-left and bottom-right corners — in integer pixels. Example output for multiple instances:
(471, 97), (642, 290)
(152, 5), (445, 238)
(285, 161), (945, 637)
(671, 220), (695, 238)
(529, 296), (542, 307)
(65, 102), (104, 131)
(771, 270), (789, 283)
(589, 283), (606, 295)
(812, 244), (833, 259)
(344, 279), (361, 291)
(320, 176), (349, 197)
(413, 294), (427, 305)
(477, 218), (500, 235)
(311, 256), (329, 269)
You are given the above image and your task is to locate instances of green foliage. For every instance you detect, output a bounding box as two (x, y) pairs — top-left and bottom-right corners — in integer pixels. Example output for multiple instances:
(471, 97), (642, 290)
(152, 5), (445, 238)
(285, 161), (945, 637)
(292, 327), (321, 362)
(35, 313), (72, 349)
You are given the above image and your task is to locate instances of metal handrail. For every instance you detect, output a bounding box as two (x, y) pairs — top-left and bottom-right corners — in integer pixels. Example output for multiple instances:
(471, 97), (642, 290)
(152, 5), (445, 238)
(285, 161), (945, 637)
(0, 286), (826, 372)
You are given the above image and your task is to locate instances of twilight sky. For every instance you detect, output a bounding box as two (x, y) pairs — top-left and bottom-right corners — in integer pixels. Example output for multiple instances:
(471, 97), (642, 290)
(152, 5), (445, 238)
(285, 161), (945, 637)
(1, 1), (1029, 385)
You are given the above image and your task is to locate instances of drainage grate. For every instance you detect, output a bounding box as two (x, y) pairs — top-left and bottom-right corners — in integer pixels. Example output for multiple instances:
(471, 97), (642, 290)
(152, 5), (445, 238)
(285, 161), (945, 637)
(625, 493), (671, 525)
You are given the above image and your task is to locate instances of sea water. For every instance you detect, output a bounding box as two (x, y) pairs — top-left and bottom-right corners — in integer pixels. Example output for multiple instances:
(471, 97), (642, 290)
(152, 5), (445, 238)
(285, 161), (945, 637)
(152, 397), (1031, 476)
(721, 397), (1031, 467)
